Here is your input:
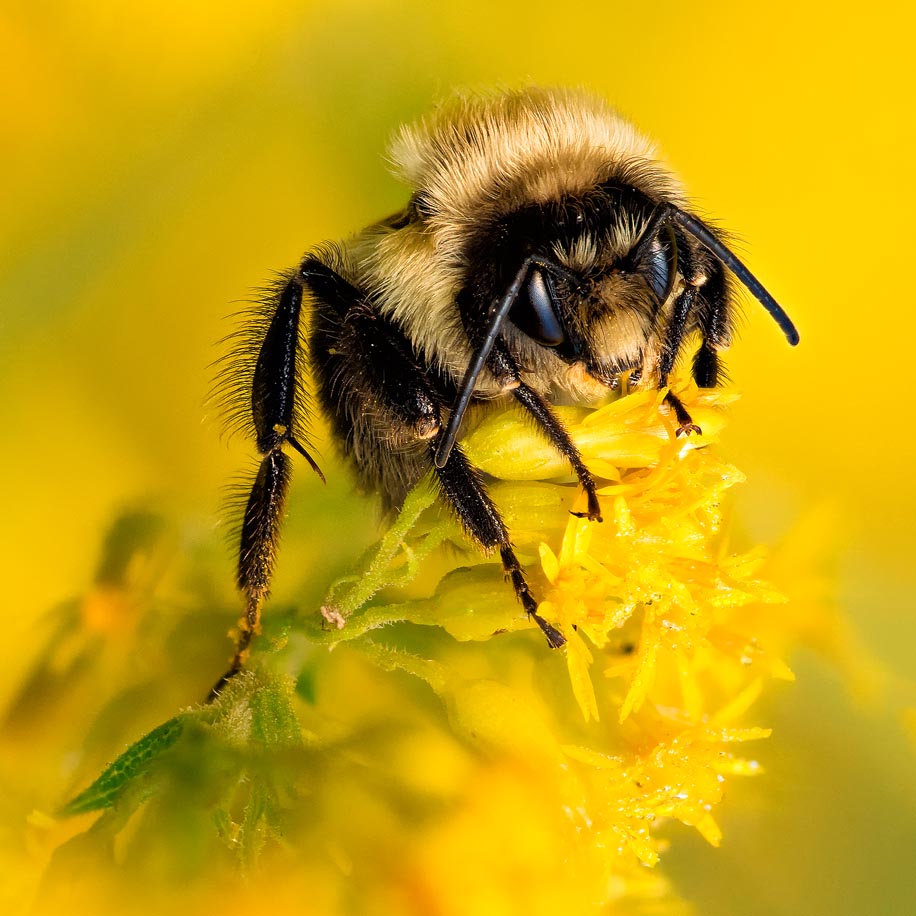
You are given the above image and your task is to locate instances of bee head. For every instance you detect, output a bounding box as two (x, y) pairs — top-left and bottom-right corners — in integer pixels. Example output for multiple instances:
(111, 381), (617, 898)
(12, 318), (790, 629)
(491, 186), (682, 378)
(437, 183), (798, 469)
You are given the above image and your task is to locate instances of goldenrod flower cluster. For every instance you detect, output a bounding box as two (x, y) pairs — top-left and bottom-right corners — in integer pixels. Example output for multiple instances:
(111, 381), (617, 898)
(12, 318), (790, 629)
(21, 383), (807, 915)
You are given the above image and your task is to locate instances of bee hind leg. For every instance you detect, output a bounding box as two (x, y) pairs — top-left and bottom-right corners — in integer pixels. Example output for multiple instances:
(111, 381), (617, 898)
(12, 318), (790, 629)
(209, 275), (321, 701)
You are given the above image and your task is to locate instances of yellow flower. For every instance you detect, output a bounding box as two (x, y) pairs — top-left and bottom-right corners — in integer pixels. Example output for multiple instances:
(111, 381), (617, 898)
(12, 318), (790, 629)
(28, 380), (815, 915)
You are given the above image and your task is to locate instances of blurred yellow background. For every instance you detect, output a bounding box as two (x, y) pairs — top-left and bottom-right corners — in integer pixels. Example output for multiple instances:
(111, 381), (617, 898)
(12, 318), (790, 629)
(1, 1), (914, 914)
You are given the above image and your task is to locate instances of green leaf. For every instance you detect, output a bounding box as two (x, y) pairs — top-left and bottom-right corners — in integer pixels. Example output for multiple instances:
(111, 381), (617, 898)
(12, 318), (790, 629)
(249, 676), (302, 748)
(60, 715), (185, 816)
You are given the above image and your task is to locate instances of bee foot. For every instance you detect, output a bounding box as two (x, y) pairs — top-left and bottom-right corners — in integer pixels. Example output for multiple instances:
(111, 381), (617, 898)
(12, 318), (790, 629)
(533, 613), (566, 649)
(570, 509), (604, 522)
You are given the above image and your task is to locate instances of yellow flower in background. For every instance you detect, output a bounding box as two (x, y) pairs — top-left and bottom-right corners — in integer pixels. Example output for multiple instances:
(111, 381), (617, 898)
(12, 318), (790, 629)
(15, 382), (829, 916)
(4, 3), (916, 915)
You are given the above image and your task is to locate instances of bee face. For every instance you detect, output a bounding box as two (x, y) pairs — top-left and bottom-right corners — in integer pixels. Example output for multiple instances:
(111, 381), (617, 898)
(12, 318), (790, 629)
(454, 181), (688, 395)
(210, 87), (798, 697)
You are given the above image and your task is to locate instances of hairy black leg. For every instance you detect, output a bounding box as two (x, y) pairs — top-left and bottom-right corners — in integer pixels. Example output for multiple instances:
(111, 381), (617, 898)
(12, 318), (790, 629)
(465, 327), (604, 524)
(209, 451), (292, 700)
(209, 275), (322, 701)
(432, 439), (565, 648)
(212, 256), (368, 699)
(511, 381), (602, 522)
(448, 249), (604, 522)
(658, 284), (703, 436)
(664, 390), (701, 437)
(658, 287), (696, 386)
(691, 259), (730, 388)
(650, 231), (708, 436)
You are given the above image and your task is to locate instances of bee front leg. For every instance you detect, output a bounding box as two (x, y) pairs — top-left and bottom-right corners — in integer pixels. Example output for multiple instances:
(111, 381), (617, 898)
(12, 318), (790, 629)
(432, 438), (565, 648)
(511, 381), (602, 522)
(658, 284), (703, 436)
(484, 339), (602, 522)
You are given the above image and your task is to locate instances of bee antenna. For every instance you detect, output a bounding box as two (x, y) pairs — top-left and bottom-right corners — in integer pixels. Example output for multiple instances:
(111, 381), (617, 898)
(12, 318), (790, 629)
(434, 256), (540, 469)
(670, 208), (799, 345)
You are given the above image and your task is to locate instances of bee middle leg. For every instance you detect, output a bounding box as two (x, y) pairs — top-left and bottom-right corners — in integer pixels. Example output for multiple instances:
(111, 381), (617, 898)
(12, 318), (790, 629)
(511, 382), (602, 522)
(486, 340), (602, 522)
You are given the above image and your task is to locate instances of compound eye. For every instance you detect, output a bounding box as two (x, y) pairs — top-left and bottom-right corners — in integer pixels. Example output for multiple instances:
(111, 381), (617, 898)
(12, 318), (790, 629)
(646, 233), (678, 304)
(510, 268), (566, 347)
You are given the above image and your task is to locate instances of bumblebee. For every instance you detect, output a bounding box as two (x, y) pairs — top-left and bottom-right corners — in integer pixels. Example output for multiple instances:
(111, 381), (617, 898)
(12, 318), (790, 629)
(211, 87), (798, 696)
